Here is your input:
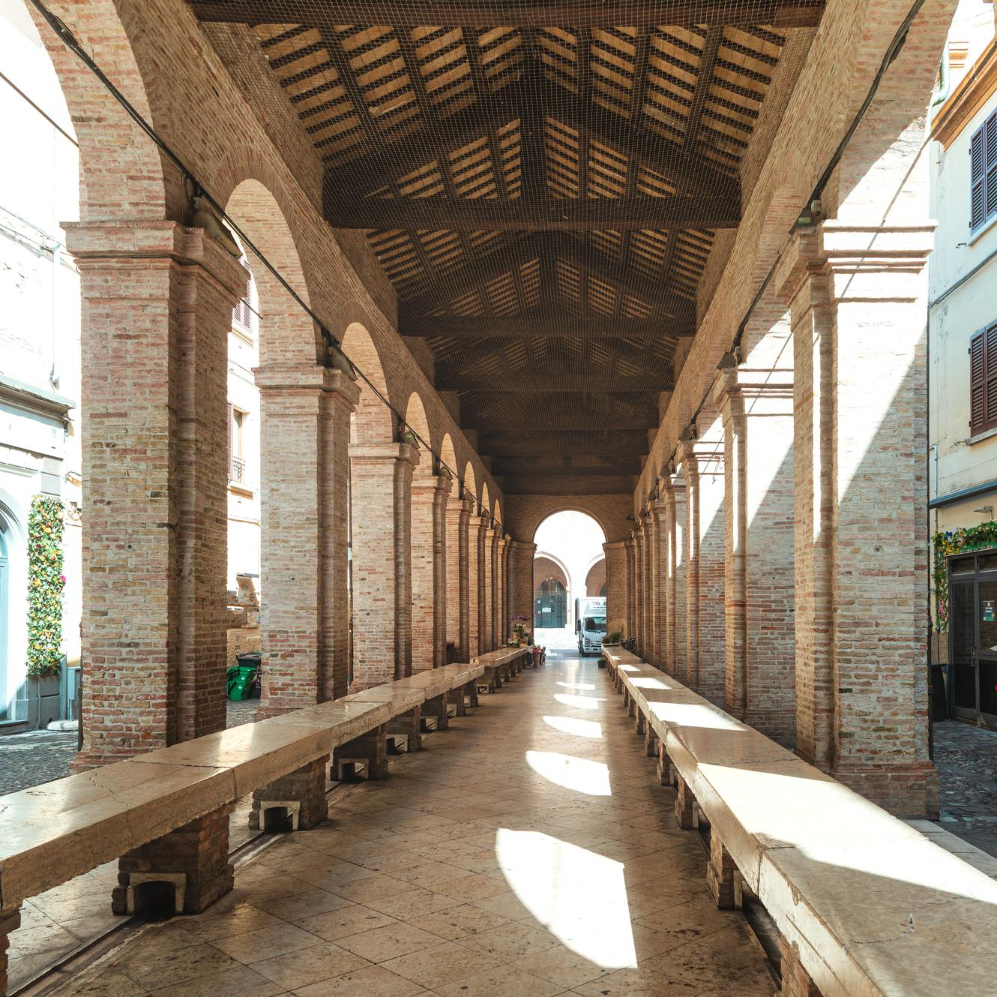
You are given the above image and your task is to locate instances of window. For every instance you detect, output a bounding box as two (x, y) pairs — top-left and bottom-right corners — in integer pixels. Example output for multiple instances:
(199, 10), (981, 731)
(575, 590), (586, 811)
(969, 322), (997, 436)
(228, 404), (248, 484)
(232, 258), (257, 336)
(970, 111), (997, 232)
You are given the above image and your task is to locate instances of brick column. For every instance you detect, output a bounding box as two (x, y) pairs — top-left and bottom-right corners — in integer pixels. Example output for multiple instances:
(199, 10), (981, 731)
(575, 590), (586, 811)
(625, 536), (636, 643)
(350, 442), (419, 688)
(663, 473), (687, 680)
(480, 521), (493, 653)
(634, 522), (646, 658)
(647, 496), (666, 668)
(603, 541), (628, 639)
(66, 222), (244, 765)
(433, 472), (452, 668)
(497, 535), (510, 644)
(411, 469), (450, 672)
(255, 365), (359, 713)
(449, 495), (473, 660)
(712, 363), (795, 740)
(509, 541), (536, 634)
(489, 528), (500, 650)
(777, 221), (937, 816)
(681, 441), (701, 689)
(467, 512), (483, 657)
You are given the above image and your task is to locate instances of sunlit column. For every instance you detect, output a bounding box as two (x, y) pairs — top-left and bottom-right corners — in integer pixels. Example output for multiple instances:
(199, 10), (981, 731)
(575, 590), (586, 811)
(446, 492), (472, 661)
(663, 471), (687, 680)
(467, 511), (484, 658)
(482, 523), (495, 653)
(647, 495), (667, 668)
(777, 221), (936, 815)
(624, 535), (636, 644)
(603, 541), (628, 640)
(634, 519), (646, 658)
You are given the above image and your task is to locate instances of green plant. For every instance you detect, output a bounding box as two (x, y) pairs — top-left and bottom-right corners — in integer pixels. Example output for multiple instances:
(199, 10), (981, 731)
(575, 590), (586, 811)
(26, 495), (65, 678)
(605, 630), (623, 645)
(932, 520), (997, 632)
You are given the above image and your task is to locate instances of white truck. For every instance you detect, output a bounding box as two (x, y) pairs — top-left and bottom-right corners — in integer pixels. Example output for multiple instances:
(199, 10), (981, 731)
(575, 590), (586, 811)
(575, 596), (607, 656)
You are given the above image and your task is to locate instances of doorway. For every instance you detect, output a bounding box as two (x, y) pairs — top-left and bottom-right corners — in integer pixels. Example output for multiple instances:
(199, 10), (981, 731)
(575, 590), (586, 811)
(948, 550), (997, 727)
(535, 578), (566, 629)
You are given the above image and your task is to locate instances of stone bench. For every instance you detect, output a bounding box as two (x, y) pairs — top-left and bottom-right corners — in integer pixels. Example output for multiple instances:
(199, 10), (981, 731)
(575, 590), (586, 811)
(602, 647), (997, 997)
(471, 647), (530, 692)
(0, 662), (484, 995)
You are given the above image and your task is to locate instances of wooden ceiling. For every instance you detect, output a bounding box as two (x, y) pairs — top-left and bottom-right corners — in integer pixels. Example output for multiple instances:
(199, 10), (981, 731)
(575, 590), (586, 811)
(191, 0), (820, 493)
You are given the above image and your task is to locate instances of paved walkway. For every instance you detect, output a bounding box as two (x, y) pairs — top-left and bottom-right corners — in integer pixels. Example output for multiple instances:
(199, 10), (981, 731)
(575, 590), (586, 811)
(55, 652), (775, 997)
(933, 719), (997, 857)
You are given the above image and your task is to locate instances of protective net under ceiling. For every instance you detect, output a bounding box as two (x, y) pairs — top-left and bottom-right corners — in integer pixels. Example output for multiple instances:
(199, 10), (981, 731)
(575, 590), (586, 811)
(191, 1), (818, 491)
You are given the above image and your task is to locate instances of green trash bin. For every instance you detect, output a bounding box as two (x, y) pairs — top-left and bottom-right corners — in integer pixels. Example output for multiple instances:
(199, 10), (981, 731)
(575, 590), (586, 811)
(227, 652), (261, 701)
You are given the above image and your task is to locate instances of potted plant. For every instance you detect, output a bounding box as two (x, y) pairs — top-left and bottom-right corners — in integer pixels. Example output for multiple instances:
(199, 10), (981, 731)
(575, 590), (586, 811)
(511, 616), (530, 646)
(604, 630), (623, 646)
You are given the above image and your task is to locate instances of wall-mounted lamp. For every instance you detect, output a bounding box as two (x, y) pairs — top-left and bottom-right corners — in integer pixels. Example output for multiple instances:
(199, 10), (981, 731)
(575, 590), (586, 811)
(974, 505), (995, 519)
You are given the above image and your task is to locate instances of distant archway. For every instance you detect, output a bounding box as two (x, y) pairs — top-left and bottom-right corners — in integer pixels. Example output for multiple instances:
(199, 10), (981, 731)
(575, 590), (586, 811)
(533, 511), (606, 634)
(585, 557), (607, 598)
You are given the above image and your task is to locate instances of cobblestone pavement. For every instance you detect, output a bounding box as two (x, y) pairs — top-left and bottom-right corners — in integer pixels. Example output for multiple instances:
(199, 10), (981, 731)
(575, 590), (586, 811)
(0, 698), (262, 796)
(932, 719), (997, 858)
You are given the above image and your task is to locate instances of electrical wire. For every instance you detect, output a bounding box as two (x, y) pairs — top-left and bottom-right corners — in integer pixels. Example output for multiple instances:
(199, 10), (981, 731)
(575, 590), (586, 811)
(0, 67), (78, 146)
(644, 0), (929, 498)
(25, 0), (494, 518)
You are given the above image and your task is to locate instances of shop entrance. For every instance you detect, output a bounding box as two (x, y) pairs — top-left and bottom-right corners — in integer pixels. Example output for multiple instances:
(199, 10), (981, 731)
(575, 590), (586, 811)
(948, 550), (997, 728)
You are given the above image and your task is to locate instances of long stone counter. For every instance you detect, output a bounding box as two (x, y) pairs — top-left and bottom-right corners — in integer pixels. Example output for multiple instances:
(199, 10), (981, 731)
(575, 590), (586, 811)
(602, 647), (997, 997)
(0, 661), (486, 994)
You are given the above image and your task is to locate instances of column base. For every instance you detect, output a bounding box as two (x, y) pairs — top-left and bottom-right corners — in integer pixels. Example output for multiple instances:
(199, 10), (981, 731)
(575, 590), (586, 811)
(706, 834), (739, 910)
(674, 775), (695, 830)
(333, 725), (388, 781)
(113, 804), (234, 915)
(644, 725), (658, 758)
(250, 755), (329, 831)
(829, 760), (940, 819)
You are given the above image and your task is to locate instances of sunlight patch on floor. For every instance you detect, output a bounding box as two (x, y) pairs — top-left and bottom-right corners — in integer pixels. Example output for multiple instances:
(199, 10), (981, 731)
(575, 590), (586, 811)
(495, 828), (637, 970)
(525, 750), (612, 795)
(554, 692), (601, 711)
(543, 715), (603, 739)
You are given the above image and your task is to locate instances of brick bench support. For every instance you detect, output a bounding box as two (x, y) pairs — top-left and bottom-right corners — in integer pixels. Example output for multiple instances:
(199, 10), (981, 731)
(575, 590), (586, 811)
(779, 937), (825, 996)
(387, 707), (424, 752)
(447, 685), (468, 716)
(113, 803), (235, 916)
(334, 724), (388, 781)
(250, 755), (329, 832)
(420, 694), (450, 731)
(644, 724), (658, 758)
(674, 774), (696, 830)
(706, 834), (739, 910)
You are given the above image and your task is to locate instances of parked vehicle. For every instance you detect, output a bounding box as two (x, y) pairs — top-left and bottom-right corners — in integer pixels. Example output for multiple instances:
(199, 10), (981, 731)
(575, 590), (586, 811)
(575, 596), (607, 656)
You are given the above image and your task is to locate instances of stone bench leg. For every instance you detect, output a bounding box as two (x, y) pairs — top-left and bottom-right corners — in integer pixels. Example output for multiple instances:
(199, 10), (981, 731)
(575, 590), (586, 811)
(464, 679), (479, 708)
(706, 834), (740, 909)
(478, 666), (500, 692)
(656, 742), (671, 785)
(334, 725), (388, 781)
(113, 803), (234, 916)
(0, 908), (20, 997)
(674, 775), (695, 830)
(779, 937), (825, 996)
(644, 725), (658, 758)
(421, 693), (450, 731)
(250, 755), (329, 832)
(447, 686), (467, 717)
(634, 707), (645, 736)
(626, 691), (636, 719)
(388, 707), (424, 752)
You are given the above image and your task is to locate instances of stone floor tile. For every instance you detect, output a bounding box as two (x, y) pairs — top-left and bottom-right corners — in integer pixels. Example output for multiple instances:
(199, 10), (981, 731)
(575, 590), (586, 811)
(455, 920), (560, 961)
(250, 941), (371, 990)
(178, 902), (286, 942)
(292, 963), (427, 997)
(404, 903), (510, 941)
(335, 921), (446, 962)
(294, 905), (397, 940)
(146, 962), (284, 997)
(380, 939), (500, 989)
(327, 873), (415, 904)
(571, 965), (703, 996)
(211, 921), (321, 963)
(114, 941), (237, 991)
(365, 888), (464, 921)
(65, 969), (151, 997)
(509, 946), (610, 989)
(434, 964), (567, 997)
(260, 888), (356, 923)
(431, 873), (509, 901)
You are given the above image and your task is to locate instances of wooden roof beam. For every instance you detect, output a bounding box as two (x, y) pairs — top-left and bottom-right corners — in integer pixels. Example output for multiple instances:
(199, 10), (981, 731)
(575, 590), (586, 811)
(479, 430), (649, 456)
(401, 312), (695, 339)
(435, 372), (672, 391)
(191, 0), (824, 30)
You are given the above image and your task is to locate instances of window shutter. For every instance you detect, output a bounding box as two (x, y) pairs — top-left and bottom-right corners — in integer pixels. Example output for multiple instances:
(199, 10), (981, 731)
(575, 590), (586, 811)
(972, 123), (986, 230)
(227, 403), (234, 479)
(987, 112), (997, 225)
(987, 323), (997, 431)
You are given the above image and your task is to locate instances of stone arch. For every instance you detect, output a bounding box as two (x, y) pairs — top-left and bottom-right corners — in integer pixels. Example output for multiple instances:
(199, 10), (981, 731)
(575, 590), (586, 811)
(534, 553), (570, 630)
(463, 462), (477, 506)
(403, 392), (433, 479)
(440, 434), (458, 479)
(585, 557), (607, 598)
(493, 498), (503, 530)
(532, 508), (608, 546)
(29, 0), (177, 223)
(225, 179), (322, 367)
(481, 482), (491, 519)
(342, 323), (395, 445)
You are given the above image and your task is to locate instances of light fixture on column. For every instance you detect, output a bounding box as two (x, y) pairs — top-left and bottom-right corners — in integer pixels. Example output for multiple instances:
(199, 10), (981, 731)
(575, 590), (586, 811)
(679, 426), (697, 443)
(716, 346), (740, 371)
(974, 505), (995, 519)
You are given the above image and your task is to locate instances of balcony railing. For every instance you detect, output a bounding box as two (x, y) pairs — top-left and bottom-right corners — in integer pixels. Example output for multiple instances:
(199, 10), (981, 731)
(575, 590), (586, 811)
(230, 456), (247, 484)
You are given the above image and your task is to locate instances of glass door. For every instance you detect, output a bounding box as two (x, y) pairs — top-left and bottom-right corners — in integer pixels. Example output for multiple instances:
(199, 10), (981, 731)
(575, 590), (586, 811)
(978, 565), (997, 726)
(949, 575), (977, 720)
(947, 550), (997, 726)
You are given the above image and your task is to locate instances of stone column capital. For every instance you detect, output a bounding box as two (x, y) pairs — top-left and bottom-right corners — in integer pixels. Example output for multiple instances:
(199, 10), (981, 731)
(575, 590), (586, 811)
(774, 220), (935, 304)
(254, 363), (361, 407)
(603, 540), (627, 552)
(711, 367), (794, 410)
(65, 219), (248, 299)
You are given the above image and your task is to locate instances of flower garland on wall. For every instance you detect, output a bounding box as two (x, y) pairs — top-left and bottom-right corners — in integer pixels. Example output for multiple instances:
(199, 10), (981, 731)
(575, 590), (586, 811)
(933, 520), (997, 632)
(26, 495), (65, 678)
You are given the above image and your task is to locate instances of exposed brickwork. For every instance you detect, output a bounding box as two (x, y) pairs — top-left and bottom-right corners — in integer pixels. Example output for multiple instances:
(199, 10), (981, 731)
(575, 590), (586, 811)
(648, 499), (666, 668)
(350, 443), (418, 689)
(603, 541), (628, 638)
(778, 222), (939, 816)
(445, 494), (470, 660)
(664, 475), (687, 681)
(625, 539), (636, 642)
(113, 804), (234, 915)
(250, 755), (330, 830)
(66, 223), (244, 767)
(411, 471), (447, 673)
(467, 514), (483, 658)
(0, 909), (19, 997)
(256, 366), (359, 714)
(483, 527), (496, 653)
(634, 524), (646, 658)
(504, 495), (632, 544)
(779, 936), (824, 997)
